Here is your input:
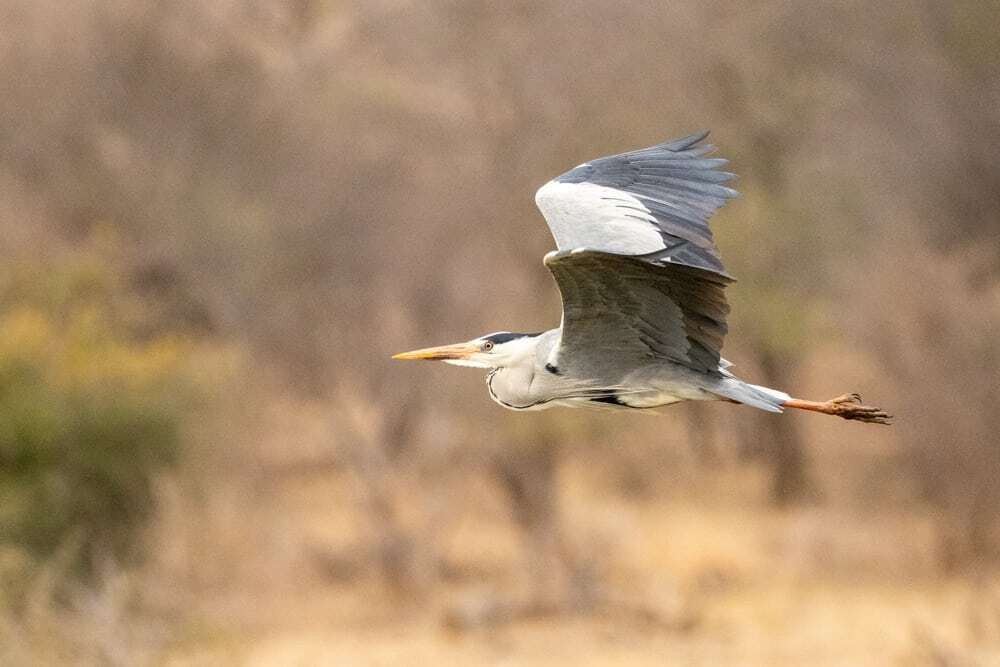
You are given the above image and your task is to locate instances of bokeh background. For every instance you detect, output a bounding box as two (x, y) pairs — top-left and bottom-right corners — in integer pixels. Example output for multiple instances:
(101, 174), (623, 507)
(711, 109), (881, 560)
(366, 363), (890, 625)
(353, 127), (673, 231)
(2, 1), (1000, 664)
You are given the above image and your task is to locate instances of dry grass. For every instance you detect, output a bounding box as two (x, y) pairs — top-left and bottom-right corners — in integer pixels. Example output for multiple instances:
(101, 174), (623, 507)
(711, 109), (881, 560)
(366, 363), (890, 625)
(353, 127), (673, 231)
(5, 377), (1000, 665)
(143, 449), (1000, 666)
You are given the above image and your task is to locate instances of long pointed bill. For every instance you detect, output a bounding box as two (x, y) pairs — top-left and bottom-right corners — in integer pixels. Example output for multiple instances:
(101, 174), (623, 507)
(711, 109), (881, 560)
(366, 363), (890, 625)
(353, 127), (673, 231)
(392, 342), (479, 361)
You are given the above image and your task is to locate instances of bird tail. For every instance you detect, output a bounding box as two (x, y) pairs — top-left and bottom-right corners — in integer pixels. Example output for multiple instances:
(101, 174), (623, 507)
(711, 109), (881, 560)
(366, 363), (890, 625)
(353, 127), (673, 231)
(709, 378), (790, 413)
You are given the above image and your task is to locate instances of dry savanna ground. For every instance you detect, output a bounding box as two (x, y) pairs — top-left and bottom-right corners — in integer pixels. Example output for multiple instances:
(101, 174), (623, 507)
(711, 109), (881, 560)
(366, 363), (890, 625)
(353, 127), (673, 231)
(161, 461), (1000, 666)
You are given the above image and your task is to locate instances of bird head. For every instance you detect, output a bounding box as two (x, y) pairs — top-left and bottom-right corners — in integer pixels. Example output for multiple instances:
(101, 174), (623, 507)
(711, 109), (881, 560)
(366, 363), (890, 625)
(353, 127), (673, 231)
(392, 331), (541, 369)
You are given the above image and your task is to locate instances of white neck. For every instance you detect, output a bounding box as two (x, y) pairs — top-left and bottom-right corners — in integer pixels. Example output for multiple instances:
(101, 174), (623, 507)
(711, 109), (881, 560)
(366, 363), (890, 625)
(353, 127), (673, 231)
(492, 335), (542, 369)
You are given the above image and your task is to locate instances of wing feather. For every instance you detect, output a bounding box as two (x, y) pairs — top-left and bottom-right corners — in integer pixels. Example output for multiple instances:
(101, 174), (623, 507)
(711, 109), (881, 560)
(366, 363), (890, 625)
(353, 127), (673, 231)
(544, 250), (731, 375)
(535, 132), (737, 375)
(535, 131), (737, 276)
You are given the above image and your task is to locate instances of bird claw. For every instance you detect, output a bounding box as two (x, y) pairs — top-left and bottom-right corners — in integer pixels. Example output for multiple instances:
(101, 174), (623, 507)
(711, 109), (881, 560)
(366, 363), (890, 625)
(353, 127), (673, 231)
(827, 393), (892, 425)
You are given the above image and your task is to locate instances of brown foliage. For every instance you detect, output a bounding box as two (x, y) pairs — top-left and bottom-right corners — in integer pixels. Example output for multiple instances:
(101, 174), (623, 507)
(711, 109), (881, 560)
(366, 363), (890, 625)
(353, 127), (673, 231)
(2, 0), (1000, 663)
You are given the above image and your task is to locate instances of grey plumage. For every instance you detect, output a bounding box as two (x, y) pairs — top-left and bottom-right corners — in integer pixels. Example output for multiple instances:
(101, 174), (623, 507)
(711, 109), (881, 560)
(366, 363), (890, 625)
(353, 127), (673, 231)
(394, 131), (892, 425)
(538, 130), (738, 275)
(532, 131), (739, 406)
(544, 250), (730, 375)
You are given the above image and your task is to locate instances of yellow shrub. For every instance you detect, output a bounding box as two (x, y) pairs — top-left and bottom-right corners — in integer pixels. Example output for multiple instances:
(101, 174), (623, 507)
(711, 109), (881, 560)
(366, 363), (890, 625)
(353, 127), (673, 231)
(0, 249), (204, 589)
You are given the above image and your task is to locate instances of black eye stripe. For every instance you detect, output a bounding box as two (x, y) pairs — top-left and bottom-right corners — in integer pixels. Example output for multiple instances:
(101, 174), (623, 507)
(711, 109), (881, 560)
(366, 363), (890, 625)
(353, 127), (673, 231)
(482, 332), (542, 345)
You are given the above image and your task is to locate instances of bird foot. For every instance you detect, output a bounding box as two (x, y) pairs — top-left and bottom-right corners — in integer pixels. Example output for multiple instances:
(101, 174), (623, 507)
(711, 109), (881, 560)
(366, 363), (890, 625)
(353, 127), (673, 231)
(784, 393), (893, 425)
(823, 393), (893, 425)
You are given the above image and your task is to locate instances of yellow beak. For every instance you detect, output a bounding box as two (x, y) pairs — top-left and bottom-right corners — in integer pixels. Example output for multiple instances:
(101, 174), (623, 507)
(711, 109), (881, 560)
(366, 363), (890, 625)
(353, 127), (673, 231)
(391, 342), (479, 361)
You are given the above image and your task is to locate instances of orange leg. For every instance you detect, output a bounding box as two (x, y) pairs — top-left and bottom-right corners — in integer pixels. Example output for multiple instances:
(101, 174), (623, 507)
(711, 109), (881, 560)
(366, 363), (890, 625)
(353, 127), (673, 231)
(783, 393), (892, 425)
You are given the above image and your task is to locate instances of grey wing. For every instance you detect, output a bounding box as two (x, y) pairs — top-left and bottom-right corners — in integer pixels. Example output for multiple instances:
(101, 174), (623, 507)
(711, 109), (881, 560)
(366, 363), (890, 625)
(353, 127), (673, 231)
(544, 250), (731, 376)
(534, 131), (737, 276)
(535, 132), (738, 376)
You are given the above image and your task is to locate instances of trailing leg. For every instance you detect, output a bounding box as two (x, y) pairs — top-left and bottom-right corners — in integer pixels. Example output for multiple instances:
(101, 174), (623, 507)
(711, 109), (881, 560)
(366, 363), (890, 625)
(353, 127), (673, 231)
(783, 393), (892, 425)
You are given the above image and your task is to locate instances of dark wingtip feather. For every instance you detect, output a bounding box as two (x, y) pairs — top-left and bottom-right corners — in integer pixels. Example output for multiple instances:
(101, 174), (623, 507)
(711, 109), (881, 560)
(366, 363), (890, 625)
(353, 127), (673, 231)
(660, 130), (711, 152)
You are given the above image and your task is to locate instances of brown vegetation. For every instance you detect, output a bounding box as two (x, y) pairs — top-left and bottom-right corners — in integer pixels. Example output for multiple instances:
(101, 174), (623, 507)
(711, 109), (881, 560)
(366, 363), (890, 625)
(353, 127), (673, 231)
(1, 1), (1000, 664)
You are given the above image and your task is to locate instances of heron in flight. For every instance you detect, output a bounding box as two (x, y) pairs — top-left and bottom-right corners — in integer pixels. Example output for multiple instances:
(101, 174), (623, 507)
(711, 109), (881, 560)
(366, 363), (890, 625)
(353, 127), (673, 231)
(394, 132), (890, 424)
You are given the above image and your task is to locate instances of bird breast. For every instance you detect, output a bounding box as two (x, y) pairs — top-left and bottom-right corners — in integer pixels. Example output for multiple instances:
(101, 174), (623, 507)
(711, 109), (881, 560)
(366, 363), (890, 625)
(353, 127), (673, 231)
(486, 366), (550, 411)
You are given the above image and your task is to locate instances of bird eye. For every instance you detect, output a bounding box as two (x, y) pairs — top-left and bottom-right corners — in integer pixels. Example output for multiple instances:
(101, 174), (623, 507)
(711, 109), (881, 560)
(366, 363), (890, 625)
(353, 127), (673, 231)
(482, 341), (494, 352)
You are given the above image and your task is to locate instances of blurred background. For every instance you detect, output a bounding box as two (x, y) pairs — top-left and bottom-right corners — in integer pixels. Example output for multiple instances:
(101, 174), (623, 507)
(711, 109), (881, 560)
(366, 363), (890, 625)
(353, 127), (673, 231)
(1, 1), (999, 664)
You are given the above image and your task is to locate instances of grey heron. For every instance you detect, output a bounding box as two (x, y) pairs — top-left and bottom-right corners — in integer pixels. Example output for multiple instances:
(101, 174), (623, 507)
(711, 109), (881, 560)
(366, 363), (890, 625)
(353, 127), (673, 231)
(394, 132), (891, 424)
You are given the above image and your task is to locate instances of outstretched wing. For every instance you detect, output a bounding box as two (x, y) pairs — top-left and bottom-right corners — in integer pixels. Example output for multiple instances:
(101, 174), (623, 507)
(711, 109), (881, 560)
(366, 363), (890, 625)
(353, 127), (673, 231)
(535, 133), (737, 375)
(544, 250), (731, 375)
(535, 131), (737, 276)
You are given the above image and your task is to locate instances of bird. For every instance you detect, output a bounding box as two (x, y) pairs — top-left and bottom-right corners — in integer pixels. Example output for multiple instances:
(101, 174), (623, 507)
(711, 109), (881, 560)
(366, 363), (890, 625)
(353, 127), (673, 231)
(393, 132), (891, 424)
